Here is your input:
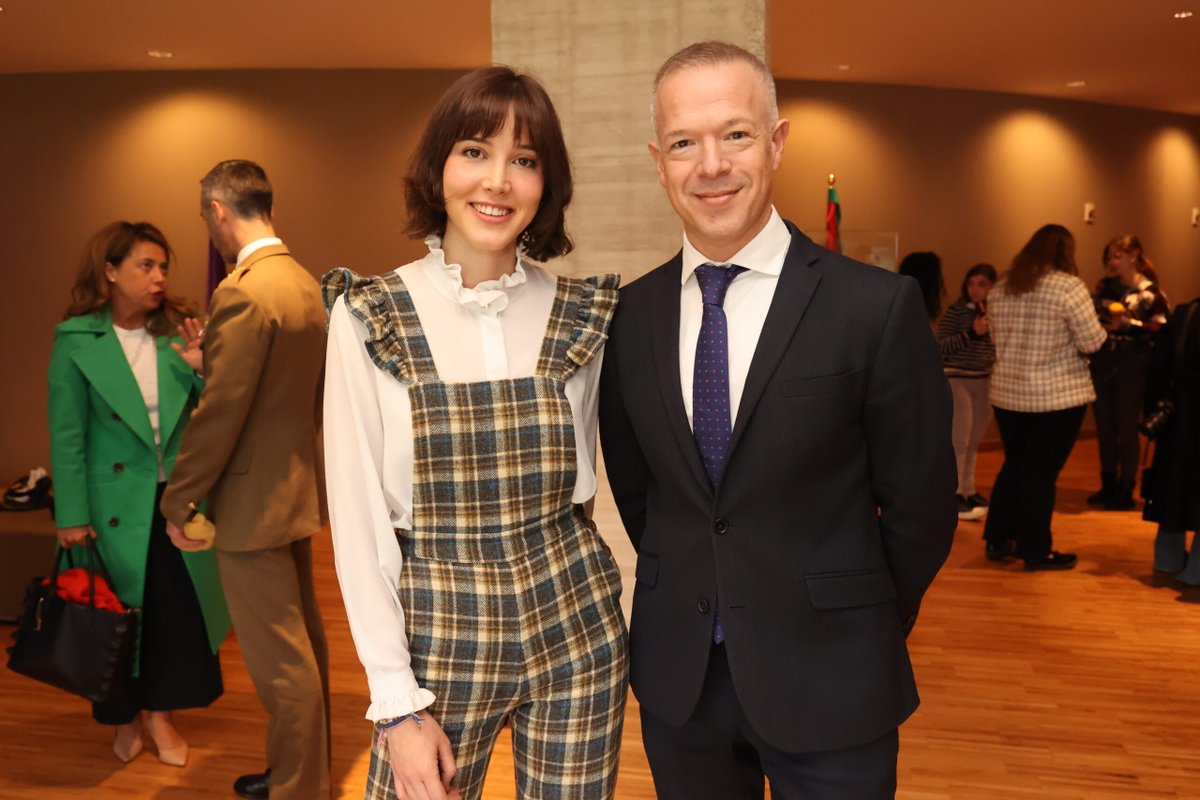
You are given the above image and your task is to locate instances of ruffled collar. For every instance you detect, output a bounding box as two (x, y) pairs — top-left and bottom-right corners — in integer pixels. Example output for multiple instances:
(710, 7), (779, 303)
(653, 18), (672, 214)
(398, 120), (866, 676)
(420, 236), (528, 316)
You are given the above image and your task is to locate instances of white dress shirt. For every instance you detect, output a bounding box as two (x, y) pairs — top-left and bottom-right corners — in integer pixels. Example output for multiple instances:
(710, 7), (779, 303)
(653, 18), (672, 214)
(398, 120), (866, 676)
(679, 207), (791, 426)
(235, 236), (283, 268)
(323, 238), (604, 721)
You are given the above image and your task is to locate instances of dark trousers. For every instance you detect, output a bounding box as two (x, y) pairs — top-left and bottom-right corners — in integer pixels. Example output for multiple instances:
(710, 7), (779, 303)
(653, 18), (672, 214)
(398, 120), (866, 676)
(640, 644), (899, 800)
(93, 484), (222, 725)
(1091, 345), (1150, 483)
(983, 405), (1086, 560)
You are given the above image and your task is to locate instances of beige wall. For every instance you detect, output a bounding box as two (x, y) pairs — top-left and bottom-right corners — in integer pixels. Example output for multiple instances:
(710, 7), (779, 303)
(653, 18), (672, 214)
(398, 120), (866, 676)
(773, 79), (1200, 306)
(2, 70), (1198, 481)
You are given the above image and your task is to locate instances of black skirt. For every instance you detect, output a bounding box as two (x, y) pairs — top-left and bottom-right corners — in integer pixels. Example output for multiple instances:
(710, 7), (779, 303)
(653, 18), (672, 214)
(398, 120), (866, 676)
(92, 484), (223, 725)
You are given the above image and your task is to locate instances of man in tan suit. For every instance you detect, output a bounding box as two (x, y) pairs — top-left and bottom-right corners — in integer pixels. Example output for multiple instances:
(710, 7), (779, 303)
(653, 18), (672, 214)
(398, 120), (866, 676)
(162, 160), (330, 800)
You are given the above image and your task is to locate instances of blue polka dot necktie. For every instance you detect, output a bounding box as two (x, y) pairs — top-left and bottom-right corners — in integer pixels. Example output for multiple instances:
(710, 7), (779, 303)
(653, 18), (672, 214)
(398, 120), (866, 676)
(693, 263), (746, 645)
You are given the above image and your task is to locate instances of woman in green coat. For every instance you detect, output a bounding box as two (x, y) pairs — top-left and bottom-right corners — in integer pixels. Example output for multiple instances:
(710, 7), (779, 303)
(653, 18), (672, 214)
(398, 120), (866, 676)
(48, 221), (230, 766)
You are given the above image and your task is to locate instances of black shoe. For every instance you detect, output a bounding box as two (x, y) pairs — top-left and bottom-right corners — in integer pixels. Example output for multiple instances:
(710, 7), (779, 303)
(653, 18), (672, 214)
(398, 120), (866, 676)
(985, 540), (1015, 561)
(957, 494), (985, 521)
(1104, 481), (1137, 511)
(1087, 473), (1116, 505)
(966, 492), (989, 509)
(1023, 551), (1078, 571)
(234, 769), (271, 799)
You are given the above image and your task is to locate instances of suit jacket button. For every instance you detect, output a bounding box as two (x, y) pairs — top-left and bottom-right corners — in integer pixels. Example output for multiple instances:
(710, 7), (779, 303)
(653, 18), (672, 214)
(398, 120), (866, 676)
(697, 598), (710, 613)
(107, 517), (119, 527)
(111, 412), (121, 422)
(713, 518), (729, 535)
(113, 462), (124, 473)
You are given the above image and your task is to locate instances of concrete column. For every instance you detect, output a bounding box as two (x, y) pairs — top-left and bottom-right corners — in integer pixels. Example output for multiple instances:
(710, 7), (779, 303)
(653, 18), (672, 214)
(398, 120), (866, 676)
(493, 0), (767, 281)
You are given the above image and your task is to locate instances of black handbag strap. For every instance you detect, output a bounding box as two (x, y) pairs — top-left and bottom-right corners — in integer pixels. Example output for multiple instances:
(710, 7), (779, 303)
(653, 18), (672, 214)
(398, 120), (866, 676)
(48, 540), (116, 610)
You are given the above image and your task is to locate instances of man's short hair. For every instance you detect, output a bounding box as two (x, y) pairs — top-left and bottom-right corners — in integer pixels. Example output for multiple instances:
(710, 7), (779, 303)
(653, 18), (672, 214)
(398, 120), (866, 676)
(404, 66), (574, 263)
(201, 160), (273, 221)
(651, 40), (779, 132)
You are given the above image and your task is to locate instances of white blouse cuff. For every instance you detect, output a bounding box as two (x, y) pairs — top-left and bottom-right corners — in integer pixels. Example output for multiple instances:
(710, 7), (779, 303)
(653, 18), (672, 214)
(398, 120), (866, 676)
(365, 672), (437, 721)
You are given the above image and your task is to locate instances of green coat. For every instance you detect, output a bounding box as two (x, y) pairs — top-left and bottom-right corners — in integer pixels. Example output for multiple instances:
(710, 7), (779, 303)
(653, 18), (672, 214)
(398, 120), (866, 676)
(47, 309), (231, 663)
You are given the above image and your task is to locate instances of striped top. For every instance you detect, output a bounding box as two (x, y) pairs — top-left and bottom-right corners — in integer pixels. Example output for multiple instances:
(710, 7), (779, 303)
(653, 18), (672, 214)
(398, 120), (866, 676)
(937, 299), (996, 376)
(988, 271), (1108, 412)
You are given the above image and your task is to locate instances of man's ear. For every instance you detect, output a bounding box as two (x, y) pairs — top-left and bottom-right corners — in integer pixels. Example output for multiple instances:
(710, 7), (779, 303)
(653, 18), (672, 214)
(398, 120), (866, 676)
(647, 141), (668, 188)
(771, 118), (790, 170)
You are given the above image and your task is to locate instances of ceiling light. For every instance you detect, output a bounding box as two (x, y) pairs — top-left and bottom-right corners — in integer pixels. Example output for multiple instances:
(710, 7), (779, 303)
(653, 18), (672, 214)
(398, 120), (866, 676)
(1067, 80), (1086, 87)
(147, 50), (174, 59)
(837, 64), (851, 71)
(1174, 11), (1194, 18)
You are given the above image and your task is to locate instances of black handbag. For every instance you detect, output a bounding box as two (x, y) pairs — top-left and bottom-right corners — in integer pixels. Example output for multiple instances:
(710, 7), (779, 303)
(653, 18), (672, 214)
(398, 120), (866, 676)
(5, 541), (138, 702)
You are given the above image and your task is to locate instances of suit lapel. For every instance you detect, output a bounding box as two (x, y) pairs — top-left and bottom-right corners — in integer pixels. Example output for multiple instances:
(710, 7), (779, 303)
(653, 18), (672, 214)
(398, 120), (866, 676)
(651, 255), (713, 497)
(70, 313), (157, 451)
(157, 338), (193, 447)
(727, 227), (822, 460)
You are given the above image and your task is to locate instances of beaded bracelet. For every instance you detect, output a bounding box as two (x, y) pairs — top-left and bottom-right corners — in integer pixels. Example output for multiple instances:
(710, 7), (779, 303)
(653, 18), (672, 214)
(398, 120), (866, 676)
(378, 712), (423, 731)
(376, 712), (423, 747)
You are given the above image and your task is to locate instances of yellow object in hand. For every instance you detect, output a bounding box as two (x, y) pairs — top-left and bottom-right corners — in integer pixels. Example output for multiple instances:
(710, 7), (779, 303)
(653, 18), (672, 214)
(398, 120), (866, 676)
(184, 504), (216, 550)
(1108, 301), (1127, 315)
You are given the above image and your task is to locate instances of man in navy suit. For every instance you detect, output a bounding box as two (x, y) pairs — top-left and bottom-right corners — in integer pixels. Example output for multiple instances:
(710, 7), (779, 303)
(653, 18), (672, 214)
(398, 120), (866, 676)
(599, 41), (957, 799)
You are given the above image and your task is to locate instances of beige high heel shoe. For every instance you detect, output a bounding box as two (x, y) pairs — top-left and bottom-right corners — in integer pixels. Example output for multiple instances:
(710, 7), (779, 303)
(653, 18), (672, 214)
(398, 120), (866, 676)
(144, 713), (189, 767)
(112, 722), (144, 763)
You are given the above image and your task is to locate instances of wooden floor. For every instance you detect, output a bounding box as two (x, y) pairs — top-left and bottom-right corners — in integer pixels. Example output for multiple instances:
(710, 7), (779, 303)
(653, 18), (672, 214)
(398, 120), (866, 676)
(1, 438), (1198, 799)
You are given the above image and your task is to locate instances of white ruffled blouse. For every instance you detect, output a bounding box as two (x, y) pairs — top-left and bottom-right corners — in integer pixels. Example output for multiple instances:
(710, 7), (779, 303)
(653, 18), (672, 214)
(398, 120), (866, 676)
(322, 238), (604, 721)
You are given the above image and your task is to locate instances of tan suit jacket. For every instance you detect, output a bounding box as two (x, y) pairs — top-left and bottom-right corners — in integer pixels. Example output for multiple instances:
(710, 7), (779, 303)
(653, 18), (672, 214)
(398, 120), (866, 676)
(162, 244), (327, 552)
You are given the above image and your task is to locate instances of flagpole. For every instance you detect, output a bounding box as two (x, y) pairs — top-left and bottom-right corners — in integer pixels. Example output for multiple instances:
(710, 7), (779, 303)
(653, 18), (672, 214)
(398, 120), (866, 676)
(825, 173), (842, 254)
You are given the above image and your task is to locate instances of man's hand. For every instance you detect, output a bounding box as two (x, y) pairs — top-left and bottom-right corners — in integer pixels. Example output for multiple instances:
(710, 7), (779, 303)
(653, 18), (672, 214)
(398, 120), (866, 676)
(386, 710), (460, 800)
(57, 524), (96, 548)
(166, 520), (209, 552)
(171, 317), (206, 373)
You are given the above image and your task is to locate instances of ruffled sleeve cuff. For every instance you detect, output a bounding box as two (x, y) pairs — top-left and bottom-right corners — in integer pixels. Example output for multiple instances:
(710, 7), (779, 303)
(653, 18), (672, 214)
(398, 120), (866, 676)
(564, 273), (620, 377)
(364, 670), (437, 722)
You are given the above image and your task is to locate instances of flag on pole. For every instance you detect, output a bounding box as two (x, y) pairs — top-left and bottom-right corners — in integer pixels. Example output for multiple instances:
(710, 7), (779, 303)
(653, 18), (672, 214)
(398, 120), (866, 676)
(825, 174), (841, 254)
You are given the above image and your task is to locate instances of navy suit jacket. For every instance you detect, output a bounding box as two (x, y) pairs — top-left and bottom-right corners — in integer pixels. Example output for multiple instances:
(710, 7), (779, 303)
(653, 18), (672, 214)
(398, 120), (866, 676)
(599, 223), (957, 753)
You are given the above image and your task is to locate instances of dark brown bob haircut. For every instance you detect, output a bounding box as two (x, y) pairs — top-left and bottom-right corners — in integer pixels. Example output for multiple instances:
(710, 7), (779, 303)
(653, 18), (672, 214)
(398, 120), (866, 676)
(1004, 223), (1076, 296)
(404, 66), (573, 262)
(65, 221), (197, 337)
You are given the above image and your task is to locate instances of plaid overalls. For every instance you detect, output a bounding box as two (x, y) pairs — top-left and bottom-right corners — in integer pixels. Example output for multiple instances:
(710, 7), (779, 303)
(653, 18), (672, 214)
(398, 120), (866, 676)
(326, 269), (628, 800)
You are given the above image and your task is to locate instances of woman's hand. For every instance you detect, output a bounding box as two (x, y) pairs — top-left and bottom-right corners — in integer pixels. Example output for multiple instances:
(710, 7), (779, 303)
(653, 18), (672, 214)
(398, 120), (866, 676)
(57, 524), (97, 548)
(386, 710), (460, 800)
(972, 314), (989, 336)
(172, 317), (206, 372)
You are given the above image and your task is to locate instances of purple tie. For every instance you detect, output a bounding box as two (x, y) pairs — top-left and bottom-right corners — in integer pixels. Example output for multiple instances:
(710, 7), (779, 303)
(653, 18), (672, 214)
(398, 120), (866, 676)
(693, 263), (746, 645)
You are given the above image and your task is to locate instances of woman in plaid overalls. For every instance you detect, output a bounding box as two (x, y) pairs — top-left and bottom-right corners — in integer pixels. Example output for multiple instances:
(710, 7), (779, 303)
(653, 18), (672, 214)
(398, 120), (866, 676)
(322, 67), (628, 800)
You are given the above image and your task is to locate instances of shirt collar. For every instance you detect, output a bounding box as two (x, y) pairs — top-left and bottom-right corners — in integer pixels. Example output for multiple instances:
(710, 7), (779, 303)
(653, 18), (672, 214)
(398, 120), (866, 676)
(420, 235), (529, 316)
(680, 207), (790, 285)
(235, 237), (284, 268)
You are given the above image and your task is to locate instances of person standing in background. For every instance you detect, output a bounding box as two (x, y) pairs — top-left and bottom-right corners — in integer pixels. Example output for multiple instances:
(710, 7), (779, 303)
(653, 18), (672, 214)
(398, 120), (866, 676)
(983, 224), (1107, 570)
(937, 263), (997, 521)
(898, 251), (946, 326)
(48, 221), (229, 768)
(160, 161), (330, 800)
(1088, 235), (1169, 510)
(1143, 297), (1200, 584)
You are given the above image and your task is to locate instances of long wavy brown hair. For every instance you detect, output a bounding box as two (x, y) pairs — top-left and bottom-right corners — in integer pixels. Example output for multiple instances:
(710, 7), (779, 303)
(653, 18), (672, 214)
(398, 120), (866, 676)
(65, 221), (196, 336)
(1004, 224), (1077, 296)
